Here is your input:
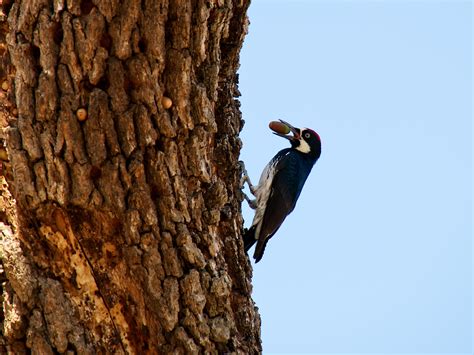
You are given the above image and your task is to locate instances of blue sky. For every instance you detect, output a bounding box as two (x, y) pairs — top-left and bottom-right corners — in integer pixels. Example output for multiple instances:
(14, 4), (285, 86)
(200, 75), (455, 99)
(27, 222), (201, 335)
(238, 1), (472, 353)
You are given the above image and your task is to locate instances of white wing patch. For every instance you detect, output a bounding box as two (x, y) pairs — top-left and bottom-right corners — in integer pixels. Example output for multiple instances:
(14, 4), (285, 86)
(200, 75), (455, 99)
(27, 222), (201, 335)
(250, 153), (288, 240)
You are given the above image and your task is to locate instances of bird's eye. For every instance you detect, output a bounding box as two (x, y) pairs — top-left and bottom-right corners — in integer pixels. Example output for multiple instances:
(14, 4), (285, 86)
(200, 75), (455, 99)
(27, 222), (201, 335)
(304, 132), (310, 139)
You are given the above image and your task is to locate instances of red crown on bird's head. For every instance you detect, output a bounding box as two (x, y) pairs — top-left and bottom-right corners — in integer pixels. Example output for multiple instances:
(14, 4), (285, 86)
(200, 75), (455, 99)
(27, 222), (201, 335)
(302, 128), (321, 142)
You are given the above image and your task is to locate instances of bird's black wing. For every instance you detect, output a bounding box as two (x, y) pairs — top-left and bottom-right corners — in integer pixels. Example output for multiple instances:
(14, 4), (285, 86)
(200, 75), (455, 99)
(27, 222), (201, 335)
(253, 152), (310, 262)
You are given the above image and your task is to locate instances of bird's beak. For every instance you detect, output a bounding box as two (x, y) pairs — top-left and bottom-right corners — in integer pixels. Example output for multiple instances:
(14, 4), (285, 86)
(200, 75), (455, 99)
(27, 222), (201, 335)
(273, 119), (301, 141)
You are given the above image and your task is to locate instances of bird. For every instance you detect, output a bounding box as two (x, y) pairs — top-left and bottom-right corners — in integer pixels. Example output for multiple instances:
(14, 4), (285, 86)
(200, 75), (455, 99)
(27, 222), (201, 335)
(240, 119), (321, 263)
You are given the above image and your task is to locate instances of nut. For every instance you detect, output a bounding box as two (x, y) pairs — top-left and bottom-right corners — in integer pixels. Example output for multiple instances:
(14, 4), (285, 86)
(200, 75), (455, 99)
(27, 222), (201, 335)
(76, 108), (88, 121)
(161, 96), (172, 109)
(269, 121), (290, 135)
(1, 81), (9, 91)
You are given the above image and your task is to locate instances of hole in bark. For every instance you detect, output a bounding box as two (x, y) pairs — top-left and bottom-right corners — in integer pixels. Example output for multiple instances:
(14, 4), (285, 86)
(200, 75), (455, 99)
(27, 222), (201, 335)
(150, 184), (160, 200)
(30, 45), (43, 76)
(123, 76), (133, 95)
(89, 166), (102, 180)
(138, 38), (147, 53)
(1, 0), (13, 15)
(220, 204), (232, 220)
(31, 44), (41, 63)
(100, 33), (112, 52)
(66, 343), (79, 353)
(80, 0), (94, 15)
(70, 269), (79, 288)
(82, 79), (95, 92)
(52, 22), (63, 45)
(97, 76), (110, 91)
(26, 215), (40, 229)
(155, 139), (164, 152)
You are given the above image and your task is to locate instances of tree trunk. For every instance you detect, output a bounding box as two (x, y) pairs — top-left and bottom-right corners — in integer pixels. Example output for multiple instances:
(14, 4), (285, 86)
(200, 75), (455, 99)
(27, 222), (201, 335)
(0, 0), (261, 353)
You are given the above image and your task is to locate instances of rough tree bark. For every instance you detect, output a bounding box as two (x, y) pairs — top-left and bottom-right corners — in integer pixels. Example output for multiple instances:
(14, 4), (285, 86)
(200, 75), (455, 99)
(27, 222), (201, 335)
(0, 0), (261, 353)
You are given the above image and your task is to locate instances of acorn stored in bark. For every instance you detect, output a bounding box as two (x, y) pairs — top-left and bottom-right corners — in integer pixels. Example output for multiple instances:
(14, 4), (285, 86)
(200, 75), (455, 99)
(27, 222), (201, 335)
(162, 96), (172, 109)
(1, 81), (9, 91)
(76, 108), (88, 121)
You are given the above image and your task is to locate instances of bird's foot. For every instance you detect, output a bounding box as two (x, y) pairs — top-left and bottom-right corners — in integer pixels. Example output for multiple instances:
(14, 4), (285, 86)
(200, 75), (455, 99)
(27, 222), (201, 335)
(243, 193), (257, 209)
(238, 161), (256, 195)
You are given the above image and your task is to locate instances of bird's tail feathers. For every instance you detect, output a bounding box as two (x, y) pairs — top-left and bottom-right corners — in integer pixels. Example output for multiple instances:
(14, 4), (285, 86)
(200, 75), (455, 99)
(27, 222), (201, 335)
(253, 237), (269, 263)
(243, 226), (257, 252)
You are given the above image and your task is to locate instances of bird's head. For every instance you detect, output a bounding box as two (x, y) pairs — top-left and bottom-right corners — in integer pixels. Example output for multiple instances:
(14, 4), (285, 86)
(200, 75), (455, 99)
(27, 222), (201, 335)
(272, 119), (321, 160)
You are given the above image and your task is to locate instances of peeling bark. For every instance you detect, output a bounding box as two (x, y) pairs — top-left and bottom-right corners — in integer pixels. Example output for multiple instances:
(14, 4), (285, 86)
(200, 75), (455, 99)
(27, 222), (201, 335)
(0, 0), (261, 353)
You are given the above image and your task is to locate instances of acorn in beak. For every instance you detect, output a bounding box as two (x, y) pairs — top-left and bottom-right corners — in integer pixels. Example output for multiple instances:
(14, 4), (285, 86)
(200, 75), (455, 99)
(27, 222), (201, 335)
(269, 119), (300, 141)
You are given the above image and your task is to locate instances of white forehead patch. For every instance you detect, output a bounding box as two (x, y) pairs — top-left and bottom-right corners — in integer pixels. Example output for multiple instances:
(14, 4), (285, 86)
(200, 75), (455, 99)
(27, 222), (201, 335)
(296, 129), (311, 153)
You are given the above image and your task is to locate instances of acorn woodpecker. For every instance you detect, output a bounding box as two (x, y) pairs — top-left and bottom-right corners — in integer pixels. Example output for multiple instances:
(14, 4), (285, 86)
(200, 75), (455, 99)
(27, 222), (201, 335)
(241, 120), (321, 262)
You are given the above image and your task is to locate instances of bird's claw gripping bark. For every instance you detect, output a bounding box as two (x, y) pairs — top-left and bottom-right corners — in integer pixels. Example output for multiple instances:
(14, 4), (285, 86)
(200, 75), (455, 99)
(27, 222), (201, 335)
(238, 161), (256, 193)
(238, 161), (248, 187)
(238, 161), (258, 209)
(243, 194), (258, 209)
